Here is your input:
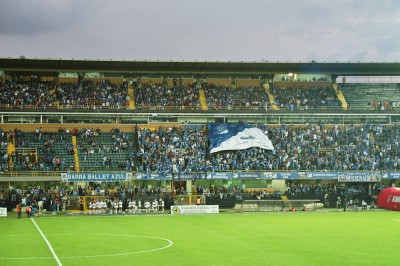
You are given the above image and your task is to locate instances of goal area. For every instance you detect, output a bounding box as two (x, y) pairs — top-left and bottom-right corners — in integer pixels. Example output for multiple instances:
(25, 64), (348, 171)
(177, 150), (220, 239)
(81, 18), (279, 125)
(236, 199), (323, 212)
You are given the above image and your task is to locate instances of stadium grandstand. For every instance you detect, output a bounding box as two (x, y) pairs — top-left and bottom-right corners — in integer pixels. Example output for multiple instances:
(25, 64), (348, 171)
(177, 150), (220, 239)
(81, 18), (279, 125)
(0, 58), (399, 213)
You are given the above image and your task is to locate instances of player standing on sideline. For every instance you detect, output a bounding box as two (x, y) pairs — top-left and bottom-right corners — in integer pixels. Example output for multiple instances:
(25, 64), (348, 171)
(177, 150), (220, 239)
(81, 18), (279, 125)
(144, 200), (151, 213)
(97, 200), (102, 214)
(136, 199), (142, 213)
(113, 200), (118, 214)
(152, 199), (158, 213)
(118, 200), (123, 214)
(16, 204), (21, 219)
(347, 199), (353, 210)
(336, 197), (341, 211)
(38, 199), (43, 216)
(102, 200), (107, 214)
(93, 200), (98, 214)
(159, 198), (165, 213)
(361, 200), (367, 210)
(26, 206), (32, 218)
(132, 199), (137, 214)
(107, 199), (112, 214)
(353, 198), (359, 212)
(79, 197), (84, 213)
(89, 200), (93, 214)
(127, 199), (133, 213)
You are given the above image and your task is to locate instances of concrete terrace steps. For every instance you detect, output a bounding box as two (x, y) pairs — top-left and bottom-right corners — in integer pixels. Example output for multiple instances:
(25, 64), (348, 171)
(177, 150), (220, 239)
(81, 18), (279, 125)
(340, 83), (400, 107)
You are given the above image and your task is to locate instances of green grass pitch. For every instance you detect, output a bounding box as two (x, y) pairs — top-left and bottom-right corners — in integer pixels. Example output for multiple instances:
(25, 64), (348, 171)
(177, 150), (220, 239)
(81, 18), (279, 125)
(0, 211), (399, 266)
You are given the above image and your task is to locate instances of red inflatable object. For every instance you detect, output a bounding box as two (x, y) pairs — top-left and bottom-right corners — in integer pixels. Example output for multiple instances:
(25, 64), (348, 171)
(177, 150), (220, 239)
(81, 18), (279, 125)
(377, 187), (400, 211)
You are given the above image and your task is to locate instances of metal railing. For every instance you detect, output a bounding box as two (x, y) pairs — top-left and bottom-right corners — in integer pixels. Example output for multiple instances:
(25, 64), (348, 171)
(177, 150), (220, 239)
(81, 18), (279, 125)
(1, 103), (399, 113)
(0, 169), (398, 177)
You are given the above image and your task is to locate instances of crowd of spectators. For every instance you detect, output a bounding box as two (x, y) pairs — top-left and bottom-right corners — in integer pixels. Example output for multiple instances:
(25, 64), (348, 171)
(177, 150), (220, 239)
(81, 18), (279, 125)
(1, 181), (390, 213)
(57, 80), (129, 109)
(285, 182), (383, 199)
(0, 184), (178, 212)
(4, 77), (400, 114)
(0, 128), (12, 172)
(0, 128), (40, 171)
(212, 122), (399, 172)
(134, 82), (200, 109)
(271, 85), (341, 110)
(2, 122), (400, 173)
(11, 128), (71, 172)
(204, 84), (269, 110)
(195, 184), (282, 201)
(136, 126), (208, 174)
(284, 182), (388, 207)
(0, 78), (129, 110)
(10, 78), (400, 114)
(135, 122), (400, 173)
(190, 182), (388, 211)
(1, 128), (74, 172)
(0, 79), (55, 108)
(76, 127), (136, 171)
(370, 100), (400, 111)
(1, 79), (342, 112)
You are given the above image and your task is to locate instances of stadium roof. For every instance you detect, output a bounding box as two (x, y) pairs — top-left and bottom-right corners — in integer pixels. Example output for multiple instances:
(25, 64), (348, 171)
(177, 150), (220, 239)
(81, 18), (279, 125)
(1, 58), (400, 77)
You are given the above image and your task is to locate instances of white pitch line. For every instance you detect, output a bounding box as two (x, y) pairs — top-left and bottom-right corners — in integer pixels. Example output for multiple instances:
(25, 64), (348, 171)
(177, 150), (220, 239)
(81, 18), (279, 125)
(31, 219), (63, 266)
(1, 233), (173, 261)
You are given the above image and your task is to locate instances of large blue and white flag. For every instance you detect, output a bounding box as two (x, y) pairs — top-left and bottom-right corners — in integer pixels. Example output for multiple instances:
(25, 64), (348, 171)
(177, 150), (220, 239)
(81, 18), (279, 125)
(207, 123), (274, 153)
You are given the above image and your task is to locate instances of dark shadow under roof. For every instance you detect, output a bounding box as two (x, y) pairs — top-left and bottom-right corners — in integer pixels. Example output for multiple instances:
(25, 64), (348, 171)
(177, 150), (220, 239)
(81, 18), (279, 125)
(1, 58), (400, 76)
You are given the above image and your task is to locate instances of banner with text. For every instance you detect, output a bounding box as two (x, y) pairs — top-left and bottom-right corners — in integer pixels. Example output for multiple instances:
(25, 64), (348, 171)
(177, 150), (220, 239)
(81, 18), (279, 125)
(170, 205), (219, 215)
(135, 172), (172, 180)
(382, 172), (400, 179)
(338, 172), (381, 182)
(0, 208), (7, 217)
(132, 171), (399, 181)
(62, 173), (132, 182)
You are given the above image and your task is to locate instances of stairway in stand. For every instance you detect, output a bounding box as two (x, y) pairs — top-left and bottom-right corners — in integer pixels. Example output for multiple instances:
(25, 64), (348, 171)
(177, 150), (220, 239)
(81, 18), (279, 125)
(128, 83), (135, 110)
(72, 136), (80, 172)
(199, 89), (208, 110)
(332, 84), (348, 110)
(7, 138), (16, 169)
(263, 84), (279, 110)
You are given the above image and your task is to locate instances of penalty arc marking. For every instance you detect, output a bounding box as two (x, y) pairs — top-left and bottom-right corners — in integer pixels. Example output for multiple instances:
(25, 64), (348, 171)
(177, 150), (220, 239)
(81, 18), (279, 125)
(0, 234), (174, 260)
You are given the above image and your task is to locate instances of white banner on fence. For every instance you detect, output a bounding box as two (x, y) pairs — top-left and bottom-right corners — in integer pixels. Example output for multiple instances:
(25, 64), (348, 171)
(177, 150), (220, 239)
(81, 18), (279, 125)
(338, 172), (381, 182)
(170, 205), (219, 215)
(0, 207), (7, 217)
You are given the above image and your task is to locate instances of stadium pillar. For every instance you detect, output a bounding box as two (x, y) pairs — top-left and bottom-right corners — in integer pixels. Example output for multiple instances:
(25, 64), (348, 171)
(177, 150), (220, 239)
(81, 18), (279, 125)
(271, 180), (285, 194)
(186, 180), (194, 195)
